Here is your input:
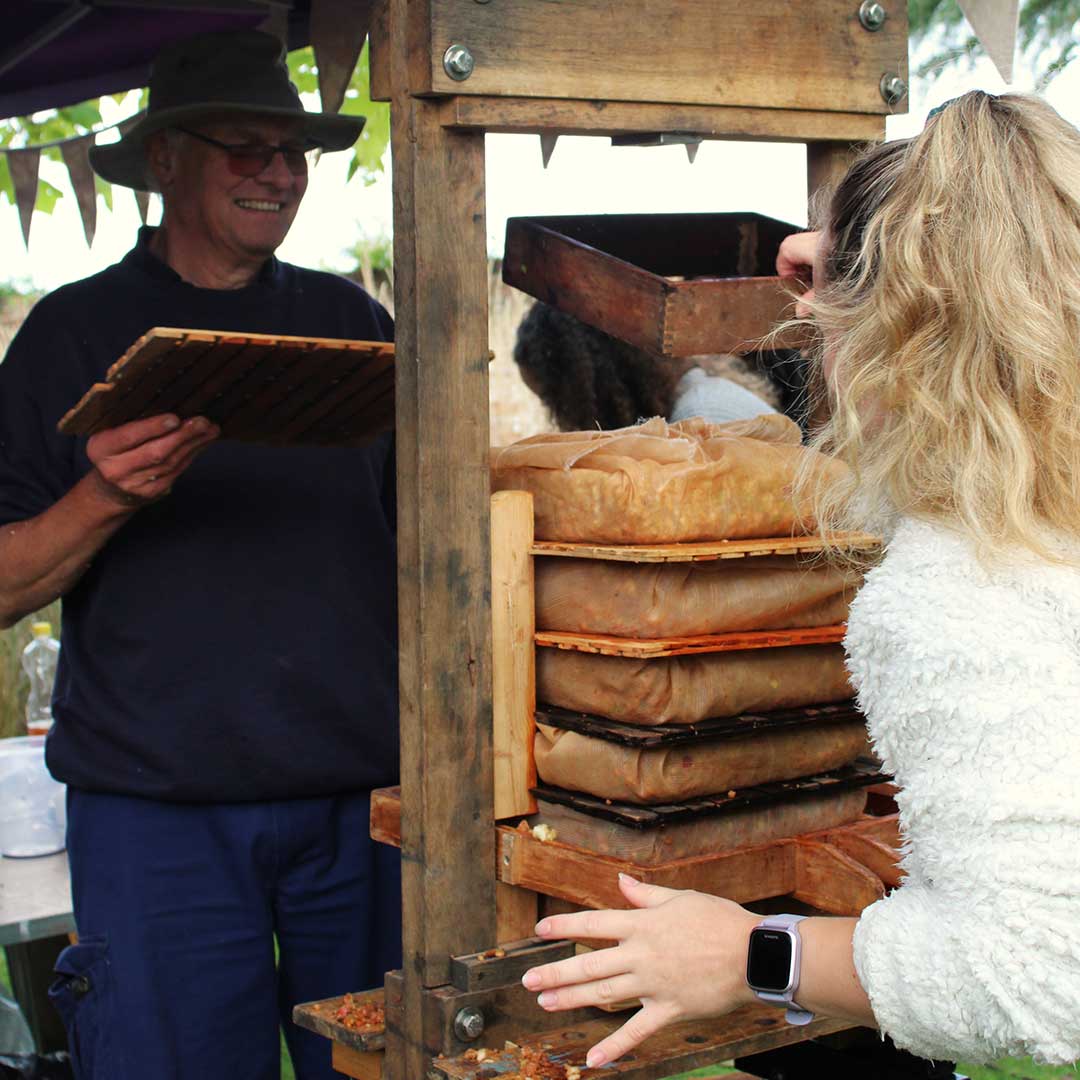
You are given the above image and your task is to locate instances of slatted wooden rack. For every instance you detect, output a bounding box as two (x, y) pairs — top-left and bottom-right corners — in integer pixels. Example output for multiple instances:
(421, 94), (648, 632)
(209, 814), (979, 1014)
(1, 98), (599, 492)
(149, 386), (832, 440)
(58, 327), (395, 447)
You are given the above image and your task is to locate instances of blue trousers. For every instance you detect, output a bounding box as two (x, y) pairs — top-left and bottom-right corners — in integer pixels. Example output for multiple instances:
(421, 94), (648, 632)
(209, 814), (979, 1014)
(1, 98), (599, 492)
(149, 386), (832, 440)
(49, 789), (402, 1080)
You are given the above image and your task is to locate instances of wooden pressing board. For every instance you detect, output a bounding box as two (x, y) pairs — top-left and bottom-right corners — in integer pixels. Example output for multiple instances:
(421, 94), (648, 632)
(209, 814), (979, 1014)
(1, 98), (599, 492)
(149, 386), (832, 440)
(57, 327), (395, 447)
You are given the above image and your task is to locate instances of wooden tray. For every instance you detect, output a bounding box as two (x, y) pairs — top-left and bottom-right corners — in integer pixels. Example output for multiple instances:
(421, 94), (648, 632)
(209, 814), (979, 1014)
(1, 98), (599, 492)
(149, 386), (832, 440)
(530, 531), (881, 563)
(535, 624), (846, 659)
(57, 327), (395, 447)
(535, 701), (864, 749)
(534, 761), (886, 829)
(292, 988), (386, 1053)
(503, 212), (809, 357)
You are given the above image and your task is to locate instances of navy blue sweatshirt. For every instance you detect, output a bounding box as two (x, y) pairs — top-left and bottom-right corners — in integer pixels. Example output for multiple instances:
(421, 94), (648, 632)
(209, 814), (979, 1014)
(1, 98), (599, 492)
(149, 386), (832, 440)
(0, 228), (399, 801)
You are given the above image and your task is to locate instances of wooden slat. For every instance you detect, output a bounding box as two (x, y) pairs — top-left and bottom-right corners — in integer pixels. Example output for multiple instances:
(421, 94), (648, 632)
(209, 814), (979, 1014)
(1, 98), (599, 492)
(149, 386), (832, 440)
(385, 12), (495, 1066)
(491, 491), (538, 819)
(450, 937), (574, 993)
(495, 883), (539, 944)
(440, 96), (885, 143)
(530, 532), (882, 563)
(332, 1043), (383, 1079)
(293, 990), (386, 1053)
(431, 1004), (851, 1080)
(420, 0), (908, 115)
(498, 826), (798, 910)
(535, 624), (846, 659)
(792, 839), (885, 914)
(828, 831), (904, 890)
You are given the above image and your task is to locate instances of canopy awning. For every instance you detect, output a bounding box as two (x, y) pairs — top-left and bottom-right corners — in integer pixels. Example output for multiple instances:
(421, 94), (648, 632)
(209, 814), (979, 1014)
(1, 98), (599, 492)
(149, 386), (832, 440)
(0, 1), (311, 120)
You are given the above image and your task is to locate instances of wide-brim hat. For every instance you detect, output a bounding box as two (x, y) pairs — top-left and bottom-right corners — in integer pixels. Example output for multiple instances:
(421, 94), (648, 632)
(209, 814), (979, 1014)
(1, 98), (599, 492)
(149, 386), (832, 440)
(90, 29), (366, 191)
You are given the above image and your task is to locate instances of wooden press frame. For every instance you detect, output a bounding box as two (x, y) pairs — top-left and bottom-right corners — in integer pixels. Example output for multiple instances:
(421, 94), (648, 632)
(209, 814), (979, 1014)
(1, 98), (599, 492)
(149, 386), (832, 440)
(376, 3), (908, 1076)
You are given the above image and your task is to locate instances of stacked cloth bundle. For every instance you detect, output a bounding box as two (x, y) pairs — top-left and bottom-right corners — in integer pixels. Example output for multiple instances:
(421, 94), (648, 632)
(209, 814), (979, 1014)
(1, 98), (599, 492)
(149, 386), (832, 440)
(491, 415), (874, 863)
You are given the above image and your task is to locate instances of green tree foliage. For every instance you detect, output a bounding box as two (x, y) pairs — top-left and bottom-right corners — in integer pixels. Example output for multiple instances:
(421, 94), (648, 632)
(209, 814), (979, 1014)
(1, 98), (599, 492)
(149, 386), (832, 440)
(909, 0), (1079, 87)
(0, 43), (389, 218)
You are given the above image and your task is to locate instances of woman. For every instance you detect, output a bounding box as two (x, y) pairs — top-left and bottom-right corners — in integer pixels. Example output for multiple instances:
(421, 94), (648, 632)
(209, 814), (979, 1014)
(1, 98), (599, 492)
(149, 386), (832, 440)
(512, 300), (786, 430)
(521, 91), (1080, 1069)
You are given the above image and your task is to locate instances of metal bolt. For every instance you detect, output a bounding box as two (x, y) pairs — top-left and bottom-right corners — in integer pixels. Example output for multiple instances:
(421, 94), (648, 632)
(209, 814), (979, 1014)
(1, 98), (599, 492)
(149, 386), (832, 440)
(879, 72), (908, 105)
(454, 1006), (485, 1042)
(474, 0), (493, 4)
(858, 1), (887, 31)
(443, 44), (476, 81)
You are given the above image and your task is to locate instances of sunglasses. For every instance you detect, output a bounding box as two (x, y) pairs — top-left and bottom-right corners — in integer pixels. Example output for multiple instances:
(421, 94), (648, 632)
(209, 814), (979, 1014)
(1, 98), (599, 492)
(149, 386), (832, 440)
(177, 127), (319, 177)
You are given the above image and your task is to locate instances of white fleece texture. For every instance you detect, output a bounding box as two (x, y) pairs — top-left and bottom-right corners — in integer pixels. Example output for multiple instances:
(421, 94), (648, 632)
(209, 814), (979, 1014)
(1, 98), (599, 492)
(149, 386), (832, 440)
(846, 517), (1080, 1065)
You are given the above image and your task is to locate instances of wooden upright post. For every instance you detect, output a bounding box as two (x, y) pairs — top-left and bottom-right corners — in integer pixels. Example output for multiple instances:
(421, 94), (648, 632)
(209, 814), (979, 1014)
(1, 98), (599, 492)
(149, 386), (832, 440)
(387, 3), (496, 1074)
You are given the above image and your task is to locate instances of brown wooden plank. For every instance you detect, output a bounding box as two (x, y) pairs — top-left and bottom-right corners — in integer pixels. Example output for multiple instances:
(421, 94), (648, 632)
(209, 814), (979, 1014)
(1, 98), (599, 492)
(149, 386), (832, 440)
(491, 491), (537, 820)
(369, 786), (402, 848)
(301, 367), (396, 447)
(535, 625), (847, 659)
(431, 1005), (851, 1079)
(368, 0), (390, 102)
(385, 22), (495, 1070)
(332, 1043), (383, 1079)
(498, 827), (798, 910)
(828, 831), (904, 890)
(440, 97), (885, 143)
(529, 532), (882, 563)
(662, 277), (809, 356)
(792, 840), (884, 915)
(496, 883), (539, 945)
(421, 0), (908, 115)
(293, 990), (386, 1053)
(451, 938), (574, 993)
(129, 336), (251, 421)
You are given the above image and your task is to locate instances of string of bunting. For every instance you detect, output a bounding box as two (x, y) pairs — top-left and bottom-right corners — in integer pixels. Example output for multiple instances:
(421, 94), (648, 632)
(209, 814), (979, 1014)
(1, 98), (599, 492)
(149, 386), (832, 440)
(0, 0), (374, 250)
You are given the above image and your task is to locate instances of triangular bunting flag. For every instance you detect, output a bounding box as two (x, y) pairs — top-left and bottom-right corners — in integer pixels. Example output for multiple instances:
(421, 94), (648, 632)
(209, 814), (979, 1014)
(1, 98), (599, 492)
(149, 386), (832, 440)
(7, 147), (41, 248)
(540, 134), (559, 169)
(134, 188), (151, 224)
(310, 0), (375, 116)
(259, 5), (290, 45)
(957, 0), (1020, 83)
(60, 135), (98, 248)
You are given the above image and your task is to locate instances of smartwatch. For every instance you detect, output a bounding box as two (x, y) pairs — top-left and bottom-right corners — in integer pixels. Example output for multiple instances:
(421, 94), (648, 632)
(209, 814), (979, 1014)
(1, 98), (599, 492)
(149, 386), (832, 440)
(745, 914), (814, 1025)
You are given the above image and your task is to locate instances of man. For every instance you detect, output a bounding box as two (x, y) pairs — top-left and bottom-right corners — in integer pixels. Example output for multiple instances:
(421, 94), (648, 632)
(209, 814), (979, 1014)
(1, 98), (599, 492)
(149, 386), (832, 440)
(0, 30), (400, 1080)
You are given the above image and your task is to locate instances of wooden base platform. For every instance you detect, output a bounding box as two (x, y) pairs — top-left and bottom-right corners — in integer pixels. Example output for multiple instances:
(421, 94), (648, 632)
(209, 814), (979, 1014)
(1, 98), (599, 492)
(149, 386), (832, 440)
(431, 1004), (853, 1079)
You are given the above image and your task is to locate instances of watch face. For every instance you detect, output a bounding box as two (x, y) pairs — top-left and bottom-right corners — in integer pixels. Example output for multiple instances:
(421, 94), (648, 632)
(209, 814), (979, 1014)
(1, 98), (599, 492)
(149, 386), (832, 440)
(746, 928), (795, 993)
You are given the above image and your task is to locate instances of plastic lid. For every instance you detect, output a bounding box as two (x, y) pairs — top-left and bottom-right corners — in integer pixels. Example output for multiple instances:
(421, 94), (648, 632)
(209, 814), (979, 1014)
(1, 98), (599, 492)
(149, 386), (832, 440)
(31, 621), (53, 637)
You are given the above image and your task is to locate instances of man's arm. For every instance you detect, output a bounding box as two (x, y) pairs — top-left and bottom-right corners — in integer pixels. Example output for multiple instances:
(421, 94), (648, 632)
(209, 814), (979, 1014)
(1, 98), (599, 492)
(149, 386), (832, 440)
(0, 414), (219, 627)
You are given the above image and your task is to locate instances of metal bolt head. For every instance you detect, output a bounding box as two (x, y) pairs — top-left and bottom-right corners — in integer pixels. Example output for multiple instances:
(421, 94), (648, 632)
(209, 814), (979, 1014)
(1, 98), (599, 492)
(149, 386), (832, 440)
(443, 44), (476, 81)
(879, 72), (908, 105)
(858, 1), (887, 31)
(454, 1006), (485, 1042)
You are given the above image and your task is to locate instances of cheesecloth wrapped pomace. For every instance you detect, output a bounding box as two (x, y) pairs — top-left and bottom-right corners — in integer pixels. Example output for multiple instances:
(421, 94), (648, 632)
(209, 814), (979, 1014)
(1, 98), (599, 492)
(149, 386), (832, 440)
(491, 415), (845, 543)
(535, 556), (860, 638)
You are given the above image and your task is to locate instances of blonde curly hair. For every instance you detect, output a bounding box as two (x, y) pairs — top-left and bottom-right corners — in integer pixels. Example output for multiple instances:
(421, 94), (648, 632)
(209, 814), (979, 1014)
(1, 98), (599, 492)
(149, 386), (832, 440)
(799, 91), (1080, 561)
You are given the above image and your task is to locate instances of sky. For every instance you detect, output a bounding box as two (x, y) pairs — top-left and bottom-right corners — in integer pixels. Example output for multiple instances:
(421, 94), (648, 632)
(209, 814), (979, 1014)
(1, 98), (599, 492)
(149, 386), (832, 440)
(2, 39), (1079, 292)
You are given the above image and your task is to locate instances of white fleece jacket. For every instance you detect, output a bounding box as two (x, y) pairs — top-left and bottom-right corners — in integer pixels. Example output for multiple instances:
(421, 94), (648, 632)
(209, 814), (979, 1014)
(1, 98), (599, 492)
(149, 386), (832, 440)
(846, 517), (1080, 1065)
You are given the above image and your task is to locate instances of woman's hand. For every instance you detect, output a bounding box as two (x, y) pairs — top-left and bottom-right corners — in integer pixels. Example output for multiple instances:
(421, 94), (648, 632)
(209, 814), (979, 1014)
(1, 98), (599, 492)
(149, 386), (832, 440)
(776, 230), (822, 317)
(522, 874), (760, 1069)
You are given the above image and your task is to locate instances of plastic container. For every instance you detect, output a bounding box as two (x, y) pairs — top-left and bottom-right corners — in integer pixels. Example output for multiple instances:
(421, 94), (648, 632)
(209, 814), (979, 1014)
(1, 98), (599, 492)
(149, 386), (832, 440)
(22, 621), (59, 736)
(0, 736), (66, 858)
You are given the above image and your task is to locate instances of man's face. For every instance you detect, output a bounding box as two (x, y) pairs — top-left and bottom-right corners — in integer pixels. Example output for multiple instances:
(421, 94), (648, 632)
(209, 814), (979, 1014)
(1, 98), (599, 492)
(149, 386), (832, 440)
(159, 113), (310, 261)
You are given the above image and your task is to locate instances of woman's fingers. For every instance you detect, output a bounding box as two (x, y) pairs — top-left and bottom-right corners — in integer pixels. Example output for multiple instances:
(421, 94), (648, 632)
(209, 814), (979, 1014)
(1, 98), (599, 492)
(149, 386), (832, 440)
(583, 1003), (677, 1070)
(535, 972), (641, 1013)
(523, 944), (627, 993)
(534, 907), (635, 944)
(776, 230), (821, 279)
(618, 873), (683, 909)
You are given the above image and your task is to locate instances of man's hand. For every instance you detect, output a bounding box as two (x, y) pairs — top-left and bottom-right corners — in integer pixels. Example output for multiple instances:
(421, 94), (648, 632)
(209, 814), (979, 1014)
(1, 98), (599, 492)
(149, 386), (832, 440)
(521, 874), (760, 1069)
(87, 414), (220, 508)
